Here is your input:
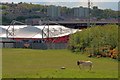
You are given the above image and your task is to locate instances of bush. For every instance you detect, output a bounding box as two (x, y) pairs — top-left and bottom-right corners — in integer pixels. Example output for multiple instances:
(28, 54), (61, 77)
(68, 24), (118, 59)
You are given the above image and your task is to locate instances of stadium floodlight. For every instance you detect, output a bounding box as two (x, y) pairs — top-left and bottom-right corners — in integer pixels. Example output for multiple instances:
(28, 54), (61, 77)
(6, 20), (25, 38)
(88, 0), (91, 28)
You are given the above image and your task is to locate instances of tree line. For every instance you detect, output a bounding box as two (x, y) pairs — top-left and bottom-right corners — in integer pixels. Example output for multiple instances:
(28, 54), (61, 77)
(1, 2), (118, 25)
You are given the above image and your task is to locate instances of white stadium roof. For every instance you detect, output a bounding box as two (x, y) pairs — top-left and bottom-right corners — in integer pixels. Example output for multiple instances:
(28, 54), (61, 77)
(13, 26), (43, 38)
(0, 25), (81, 39)
(0, 27), (9, 37)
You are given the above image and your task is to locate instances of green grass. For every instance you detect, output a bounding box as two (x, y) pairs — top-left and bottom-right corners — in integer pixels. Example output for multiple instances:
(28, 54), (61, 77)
(2, 48), (118, 78)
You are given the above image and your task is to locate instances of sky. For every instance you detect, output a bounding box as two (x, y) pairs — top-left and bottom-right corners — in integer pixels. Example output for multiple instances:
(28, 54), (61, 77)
(0, 0), (119, 10)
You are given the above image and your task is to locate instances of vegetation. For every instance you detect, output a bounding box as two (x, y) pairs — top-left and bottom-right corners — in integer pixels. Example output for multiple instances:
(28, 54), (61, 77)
(92, 6), (118, 19)
(2, 48), (118, 78)
(2, 16), (12, 24)
(0, 5), (9, 9)
(1, 2), (118, 25)
(68, 25), (118, 59)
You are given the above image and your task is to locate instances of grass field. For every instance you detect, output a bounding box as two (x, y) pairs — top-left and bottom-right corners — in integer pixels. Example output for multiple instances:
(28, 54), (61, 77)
(2, 48), (118, 78)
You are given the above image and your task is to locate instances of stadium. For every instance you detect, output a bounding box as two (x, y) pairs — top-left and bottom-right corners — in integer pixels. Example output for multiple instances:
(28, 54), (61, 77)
(0, 21), (81, 49)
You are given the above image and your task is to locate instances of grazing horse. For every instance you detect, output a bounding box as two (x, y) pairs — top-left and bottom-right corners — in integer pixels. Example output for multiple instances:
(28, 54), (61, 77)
(77, 60), (93, 70)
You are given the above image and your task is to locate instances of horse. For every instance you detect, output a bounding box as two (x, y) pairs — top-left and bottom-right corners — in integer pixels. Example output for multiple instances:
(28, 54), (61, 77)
(77, 60), (93, 70)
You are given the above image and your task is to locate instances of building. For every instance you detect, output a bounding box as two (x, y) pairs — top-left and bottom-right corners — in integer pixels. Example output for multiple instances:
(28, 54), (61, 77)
(47, 5), (61, 18)
(73, 8), (79, 18)
(73, 7), (89, 18)
(84, 8), (89, 18)
(25, 18), (42, 25)
(73, 7), (84, 18)
(0, 25), (79, 43)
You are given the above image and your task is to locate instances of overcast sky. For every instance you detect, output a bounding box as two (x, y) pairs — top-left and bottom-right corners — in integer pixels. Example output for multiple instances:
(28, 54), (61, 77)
(0, 0), (119, 10)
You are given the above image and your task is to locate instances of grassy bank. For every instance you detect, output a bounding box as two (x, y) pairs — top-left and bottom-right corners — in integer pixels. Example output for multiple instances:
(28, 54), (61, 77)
(2, 48), (118, 78)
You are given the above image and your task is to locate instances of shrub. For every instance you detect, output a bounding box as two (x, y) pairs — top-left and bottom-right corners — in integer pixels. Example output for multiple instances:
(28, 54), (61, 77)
(68, 24), (118, 59)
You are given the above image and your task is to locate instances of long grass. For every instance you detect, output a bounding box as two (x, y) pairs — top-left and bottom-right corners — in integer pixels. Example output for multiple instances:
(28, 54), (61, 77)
(2, 48), (118, 78)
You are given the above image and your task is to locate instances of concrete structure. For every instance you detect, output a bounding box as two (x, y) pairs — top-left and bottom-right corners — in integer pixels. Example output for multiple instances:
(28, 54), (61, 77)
(73, 7), (84, 18)
(73, 7), (89, 18)
(42, 19), (118, 29)
(47, 5), (61, 18)
(25, 19), (42, 25)
(84, 8), (89, 18)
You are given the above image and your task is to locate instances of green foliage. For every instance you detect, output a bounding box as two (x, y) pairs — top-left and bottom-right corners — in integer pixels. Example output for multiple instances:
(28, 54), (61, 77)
(68, 25), (118, 55)
(16, 16), (27, 21)
(2, 3), (118, 25)
(0, 5), (9, 9)
(2, 16), (12, 25)
(2, 12), (9, 15)
(91, 8), (118, 19)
